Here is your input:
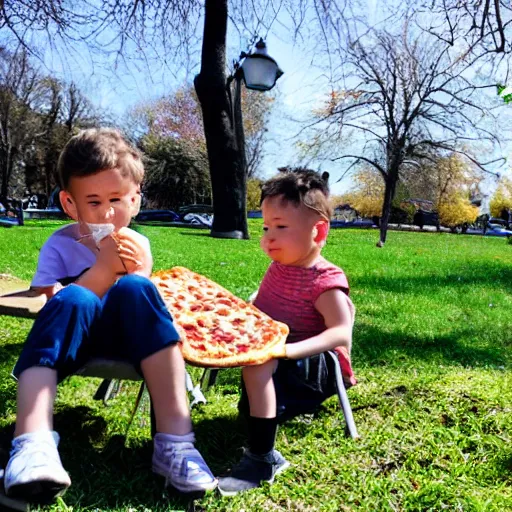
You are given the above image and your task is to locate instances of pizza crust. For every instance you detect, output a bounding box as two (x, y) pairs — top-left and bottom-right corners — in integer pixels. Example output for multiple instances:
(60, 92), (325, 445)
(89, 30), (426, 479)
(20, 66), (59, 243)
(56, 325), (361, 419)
(151, 267), (289, 368)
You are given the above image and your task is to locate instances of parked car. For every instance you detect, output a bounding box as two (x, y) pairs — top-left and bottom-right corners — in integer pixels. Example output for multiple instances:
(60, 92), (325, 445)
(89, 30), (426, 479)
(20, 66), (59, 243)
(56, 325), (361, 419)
(413, 209), (440, 230)
(135, 210), (180, 222)
(178, 204), (214, 216)
(331, 218), (374, 229)
(484, 223), (512, 238)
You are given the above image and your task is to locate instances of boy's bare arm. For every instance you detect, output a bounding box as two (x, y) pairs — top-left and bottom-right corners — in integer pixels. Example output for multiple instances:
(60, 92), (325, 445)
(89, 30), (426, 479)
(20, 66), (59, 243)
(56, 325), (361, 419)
(283, 289), (353, 360)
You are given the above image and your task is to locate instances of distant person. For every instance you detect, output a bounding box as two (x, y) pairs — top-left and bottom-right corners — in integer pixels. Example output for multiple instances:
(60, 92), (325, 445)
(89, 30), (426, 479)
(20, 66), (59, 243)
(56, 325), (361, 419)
(218, 170), (355, 495)
(27, 193), (39, 209)
(3, 128), (216, 504)
(47, 186), (62, 211)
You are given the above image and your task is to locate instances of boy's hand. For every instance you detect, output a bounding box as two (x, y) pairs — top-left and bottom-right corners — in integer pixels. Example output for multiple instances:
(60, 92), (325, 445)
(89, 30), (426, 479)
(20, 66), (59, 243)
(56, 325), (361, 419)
(113, 227), (152, 276)
(95, 234), (127, 277)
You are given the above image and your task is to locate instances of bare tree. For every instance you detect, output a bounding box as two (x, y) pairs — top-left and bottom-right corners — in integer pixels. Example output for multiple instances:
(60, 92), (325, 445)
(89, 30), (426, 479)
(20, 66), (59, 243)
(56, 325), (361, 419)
(0, 0), (291, 238)
(0, 48), (41, 198)
(30, 80), (96, 196)
(302, 4), (509, 245)
(424, 0), (512, 55)
(0, 43), (101, 199)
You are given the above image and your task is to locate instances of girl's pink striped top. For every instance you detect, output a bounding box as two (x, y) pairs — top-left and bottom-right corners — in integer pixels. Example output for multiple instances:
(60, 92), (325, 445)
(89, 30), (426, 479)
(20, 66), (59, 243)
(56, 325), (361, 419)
(254, 256), (355, 344)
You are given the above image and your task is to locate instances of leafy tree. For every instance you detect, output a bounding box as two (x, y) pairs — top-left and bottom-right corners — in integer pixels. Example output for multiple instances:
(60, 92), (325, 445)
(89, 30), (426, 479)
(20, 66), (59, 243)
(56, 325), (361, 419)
(141, 136), (211, 210)
(132, 88), (206, 146)
(130, 85), (272, 179)
(401, 153), (483, 206)
(246, 178), (262, 210)
(490, 178), (512, 218)
(438, 193), (479, 229)
(340, 168), (384, 218)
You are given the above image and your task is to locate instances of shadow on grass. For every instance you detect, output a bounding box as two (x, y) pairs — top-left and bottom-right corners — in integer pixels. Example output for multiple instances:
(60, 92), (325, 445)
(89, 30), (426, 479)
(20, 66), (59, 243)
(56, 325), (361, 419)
(354, 323), (508, 368)
(0, 405), (248, 510)
(498, 451), (512, 479)
(0, 343), (22, 418)
(178, 232), (212, 237)
(354, 265), (512, 294)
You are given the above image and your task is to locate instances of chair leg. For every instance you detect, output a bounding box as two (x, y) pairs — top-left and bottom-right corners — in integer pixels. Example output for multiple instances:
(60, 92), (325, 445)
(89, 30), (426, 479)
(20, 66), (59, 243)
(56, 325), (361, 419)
(93, 379), (117, 404)
(185, 371), (207, 407)
(327, 351), (359, 439)
(126, 382), (147, 434)
(150, 398), (157, 438)
(199, 368), (219, 391)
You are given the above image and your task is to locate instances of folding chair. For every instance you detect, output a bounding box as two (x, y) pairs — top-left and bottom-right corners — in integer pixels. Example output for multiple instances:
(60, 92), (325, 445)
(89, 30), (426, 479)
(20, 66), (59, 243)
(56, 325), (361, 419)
(0, 287), (206, 437)
(199, 348), (359, 439)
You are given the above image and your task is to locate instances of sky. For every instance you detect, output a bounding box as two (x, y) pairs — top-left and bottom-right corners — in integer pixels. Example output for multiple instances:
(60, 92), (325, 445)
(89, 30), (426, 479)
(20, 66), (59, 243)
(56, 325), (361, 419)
(38, 3), (362, 197)
(38, 0), (509, 202)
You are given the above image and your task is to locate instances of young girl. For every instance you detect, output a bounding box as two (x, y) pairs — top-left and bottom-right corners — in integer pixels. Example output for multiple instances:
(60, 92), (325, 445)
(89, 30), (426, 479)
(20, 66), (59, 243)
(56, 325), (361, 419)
(218, 169), (355, 496)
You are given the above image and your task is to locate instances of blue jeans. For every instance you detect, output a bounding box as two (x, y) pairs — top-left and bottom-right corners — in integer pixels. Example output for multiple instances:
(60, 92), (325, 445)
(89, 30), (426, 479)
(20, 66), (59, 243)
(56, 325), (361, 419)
(13, 275), (180, 381)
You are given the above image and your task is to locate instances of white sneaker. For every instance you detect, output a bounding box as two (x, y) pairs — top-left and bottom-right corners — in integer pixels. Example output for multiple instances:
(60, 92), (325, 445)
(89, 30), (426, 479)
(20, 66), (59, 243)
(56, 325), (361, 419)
(152, 433), (217, 493)
(4, 431), (71, 503)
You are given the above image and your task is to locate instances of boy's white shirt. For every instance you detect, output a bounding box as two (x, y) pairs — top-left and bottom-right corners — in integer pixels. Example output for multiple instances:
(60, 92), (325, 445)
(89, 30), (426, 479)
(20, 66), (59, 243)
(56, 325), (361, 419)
(31, 223), (152, 288)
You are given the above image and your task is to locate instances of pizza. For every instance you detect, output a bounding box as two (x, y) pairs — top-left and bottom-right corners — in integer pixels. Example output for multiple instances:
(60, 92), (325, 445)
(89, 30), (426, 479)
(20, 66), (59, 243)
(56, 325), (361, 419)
(151, 267), (289, 367)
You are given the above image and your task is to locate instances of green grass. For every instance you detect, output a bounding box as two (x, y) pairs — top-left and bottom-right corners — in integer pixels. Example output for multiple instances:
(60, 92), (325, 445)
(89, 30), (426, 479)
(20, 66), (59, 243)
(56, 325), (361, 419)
(1, 221), (511, 511)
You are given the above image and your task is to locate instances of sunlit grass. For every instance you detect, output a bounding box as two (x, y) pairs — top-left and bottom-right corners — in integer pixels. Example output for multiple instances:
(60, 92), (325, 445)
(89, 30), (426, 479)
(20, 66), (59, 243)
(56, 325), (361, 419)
(0, 221), (511, 511)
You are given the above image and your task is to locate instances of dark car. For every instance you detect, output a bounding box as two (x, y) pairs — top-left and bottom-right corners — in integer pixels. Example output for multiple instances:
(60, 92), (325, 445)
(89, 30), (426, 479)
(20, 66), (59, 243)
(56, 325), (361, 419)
(135, 210), (180, 222)
(413, 209), (440, 230)
(178, 204), (214, 216)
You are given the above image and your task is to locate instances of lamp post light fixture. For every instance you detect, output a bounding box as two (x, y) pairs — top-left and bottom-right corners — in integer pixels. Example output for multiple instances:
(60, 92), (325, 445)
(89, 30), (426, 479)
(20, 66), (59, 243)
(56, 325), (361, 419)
(213, 38), (283, 240)
(228, 37), (284, 177)
(240, 38), (284, 92)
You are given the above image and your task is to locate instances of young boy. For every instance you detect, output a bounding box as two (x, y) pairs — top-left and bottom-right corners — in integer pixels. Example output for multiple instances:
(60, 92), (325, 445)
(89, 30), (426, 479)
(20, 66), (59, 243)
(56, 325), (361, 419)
(218, 170), (355, 496)
(3, 128), (217, 503)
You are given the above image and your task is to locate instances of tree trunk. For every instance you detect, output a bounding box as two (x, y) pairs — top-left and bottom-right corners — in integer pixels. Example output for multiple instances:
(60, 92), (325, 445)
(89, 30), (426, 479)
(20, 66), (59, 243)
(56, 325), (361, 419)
(0, 152), (7, 198)
(194, 0), (249, 239)
(0, 146), (13, 199)
(378, 166), (399, 246)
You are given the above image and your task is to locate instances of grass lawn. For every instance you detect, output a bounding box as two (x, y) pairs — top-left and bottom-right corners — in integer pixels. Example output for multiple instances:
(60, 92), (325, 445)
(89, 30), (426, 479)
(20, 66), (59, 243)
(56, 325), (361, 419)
(0, 220), (511, 511)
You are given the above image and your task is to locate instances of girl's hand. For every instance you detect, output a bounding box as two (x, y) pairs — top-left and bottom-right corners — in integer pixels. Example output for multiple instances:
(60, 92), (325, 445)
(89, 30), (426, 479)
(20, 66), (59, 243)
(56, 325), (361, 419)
(270, 343), (288, 359)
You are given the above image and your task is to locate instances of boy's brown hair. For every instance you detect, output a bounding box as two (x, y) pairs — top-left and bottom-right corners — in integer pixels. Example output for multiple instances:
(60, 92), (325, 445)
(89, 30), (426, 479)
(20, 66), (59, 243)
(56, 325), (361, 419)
(260, 169), (333, 220)
(57, 128), (144, 190)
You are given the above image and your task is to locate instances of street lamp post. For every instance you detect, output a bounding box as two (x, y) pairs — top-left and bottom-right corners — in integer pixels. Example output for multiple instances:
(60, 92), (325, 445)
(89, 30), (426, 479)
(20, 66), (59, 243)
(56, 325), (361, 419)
(215, 38), (283, 239)
(235, 37), (283, 177)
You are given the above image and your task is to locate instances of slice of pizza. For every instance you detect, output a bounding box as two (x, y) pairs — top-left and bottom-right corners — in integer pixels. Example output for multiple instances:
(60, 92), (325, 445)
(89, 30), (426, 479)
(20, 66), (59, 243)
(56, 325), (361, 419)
(151, 267), (289, 367)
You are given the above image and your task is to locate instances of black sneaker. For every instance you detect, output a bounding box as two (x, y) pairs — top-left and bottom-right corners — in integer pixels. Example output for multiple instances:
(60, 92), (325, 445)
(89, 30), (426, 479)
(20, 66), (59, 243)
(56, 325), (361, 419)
(217, 449), (290, 496)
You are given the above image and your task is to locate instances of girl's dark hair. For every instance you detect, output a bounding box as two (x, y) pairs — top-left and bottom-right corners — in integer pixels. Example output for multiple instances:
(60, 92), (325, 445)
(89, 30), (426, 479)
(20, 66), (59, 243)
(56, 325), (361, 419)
(260, 169), (332, 219)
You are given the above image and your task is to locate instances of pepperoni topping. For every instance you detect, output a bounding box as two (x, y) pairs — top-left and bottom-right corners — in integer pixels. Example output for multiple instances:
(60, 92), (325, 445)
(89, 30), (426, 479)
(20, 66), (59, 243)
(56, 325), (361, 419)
(152, 267), (289, 366)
